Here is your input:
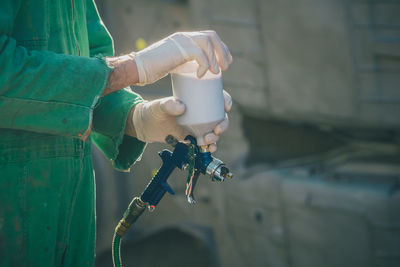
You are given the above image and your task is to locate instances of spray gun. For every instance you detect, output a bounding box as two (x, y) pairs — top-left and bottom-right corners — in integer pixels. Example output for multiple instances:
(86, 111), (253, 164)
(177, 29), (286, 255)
(112, 61), (231, 266)
(112, 135), (233, 267)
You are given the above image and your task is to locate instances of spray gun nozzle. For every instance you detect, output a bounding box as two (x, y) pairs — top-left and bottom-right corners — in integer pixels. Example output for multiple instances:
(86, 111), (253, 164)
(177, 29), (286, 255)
(225, 172), (233, 179)
(220, 166), (233, 179)
(205, 158), (233, 182)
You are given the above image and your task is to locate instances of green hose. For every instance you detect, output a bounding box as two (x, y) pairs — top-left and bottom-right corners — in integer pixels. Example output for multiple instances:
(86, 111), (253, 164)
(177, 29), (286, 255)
(112, 197), (146, 267)
(112, 233), (122, 267)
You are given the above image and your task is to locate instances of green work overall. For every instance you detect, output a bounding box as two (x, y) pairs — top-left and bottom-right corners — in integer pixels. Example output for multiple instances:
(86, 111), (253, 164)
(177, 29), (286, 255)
(0, 0), (146, 266)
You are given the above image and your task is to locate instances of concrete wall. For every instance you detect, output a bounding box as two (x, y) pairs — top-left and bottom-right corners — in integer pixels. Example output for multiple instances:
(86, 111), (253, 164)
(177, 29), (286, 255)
(93, 1), (400, 266)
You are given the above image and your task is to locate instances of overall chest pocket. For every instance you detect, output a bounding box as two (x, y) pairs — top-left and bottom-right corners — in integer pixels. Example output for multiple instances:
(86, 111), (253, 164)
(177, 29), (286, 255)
(13, 1), (49, 49)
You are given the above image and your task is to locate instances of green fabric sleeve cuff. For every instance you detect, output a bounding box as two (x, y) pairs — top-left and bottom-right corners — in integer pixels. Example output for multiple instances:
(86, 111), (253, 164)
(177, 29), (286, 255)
(114, 135), (147, 171)
(91, 88), (146, 171)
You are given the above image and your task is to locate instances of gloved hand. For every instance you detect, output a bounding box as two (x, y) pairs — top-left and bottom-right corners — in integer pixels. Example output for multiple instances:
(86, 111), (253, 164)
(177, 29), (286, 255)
(133, 31), (233, 85)
(132, 90), (232, 153)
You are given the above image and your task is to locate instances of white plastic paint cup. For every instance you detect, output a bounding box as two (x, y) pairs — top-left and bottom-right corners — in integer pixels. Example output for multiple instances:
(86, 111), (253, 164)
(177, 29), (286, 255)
(171, 61), (225, 146)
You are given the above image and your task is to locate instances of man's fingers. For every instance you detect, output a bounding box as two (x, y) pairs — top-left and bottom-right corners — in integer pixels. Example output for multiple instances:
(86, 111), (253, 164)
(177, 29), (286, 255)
(192, 47), (210, 78)
(209, 143), (217, 153)
(202, 30), (232, 71)
(176, 31), (231, 77)
(214, 114), (229, 135)
(223, 90), (232, 112)
(204, 133), (220, 144)
(159, 97), (185, 116)
(198, 35), (220, 74)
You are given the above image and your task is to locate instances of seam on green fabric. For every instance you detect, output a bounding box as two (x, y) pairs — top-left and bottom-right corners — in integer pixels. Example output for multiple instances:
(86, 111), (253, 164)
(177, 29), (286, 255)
(0, 95), (94, 109)
(81, 56), (114, 140)
(0, 95), (95, 138)
(95, 54), (115, 93)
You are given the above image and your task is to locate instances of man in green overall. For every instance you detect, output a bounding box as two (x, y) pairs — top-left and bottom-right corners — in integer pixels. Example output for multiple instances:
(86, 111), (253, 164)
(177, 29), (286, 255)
(0, 0), (233, 266)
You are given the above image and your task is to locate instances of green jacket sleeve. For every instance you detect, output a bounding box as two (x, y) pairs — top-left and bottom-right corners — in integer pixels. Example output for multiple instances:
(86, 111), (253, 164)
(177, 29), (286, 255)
(0, 0), (111, 140)
(87, 0), (146, 171)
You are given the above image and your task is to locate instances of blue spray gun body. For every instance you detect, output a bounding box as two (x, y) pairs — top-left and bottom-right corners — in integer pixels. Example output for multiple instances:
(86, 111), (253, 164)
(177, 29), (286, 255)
(141, 135), (232, 208)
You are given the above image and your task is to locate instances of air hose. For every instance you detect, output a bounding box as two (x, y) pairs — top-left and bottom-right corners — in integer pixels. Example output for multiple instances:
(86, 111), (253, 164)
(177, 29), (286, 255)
(112, 234), (121, 267)
(112, 197), (146, 267)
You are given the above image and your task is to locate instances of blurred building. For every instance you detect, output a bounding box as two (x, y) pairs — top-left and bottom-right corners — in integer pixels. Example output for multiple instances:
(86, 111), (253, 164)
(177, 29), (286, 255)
(94, 0), (400, 266)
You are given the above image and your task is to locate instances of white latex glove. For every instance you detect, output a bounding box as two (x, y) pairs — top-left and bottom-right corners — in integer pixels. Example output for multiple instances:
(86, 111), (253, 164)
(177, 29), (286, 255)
(133, 31), (233, 85)
(133, 91), (232, 153)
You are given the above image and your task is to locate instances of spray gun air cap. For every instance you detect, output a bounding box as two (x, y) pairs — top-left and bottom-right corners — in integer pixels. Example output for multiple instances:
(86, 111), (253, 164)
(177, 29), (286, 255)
(206, 158), (233, 181)
(171, 61), (225, 146)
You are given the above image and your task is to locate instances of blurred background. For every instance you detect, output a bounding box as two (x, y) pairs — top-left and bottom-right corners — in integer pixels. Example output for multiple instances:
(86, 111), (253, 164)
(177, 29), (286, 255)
(92, 0), (400, 266)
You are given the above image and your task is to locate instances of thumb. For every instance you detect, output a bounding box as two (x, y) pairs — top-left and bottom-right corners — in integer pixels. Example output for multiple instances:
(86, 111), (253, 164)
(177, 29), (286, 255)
(159, 97), (186, 116)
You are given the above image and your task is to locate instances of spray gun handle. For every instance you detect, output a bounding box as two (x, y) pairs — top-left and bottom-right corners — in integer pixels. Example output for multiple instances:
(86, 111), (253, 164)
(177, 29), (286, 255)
(140, 150), (176, 208)
(140, 141), (191, 209)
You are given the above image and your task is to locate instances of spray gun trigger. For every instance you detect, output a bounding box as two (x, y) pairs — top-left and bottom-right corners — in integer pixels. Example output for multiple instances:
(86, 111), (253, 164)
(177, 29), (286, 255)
(161, 182), (175, 195)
